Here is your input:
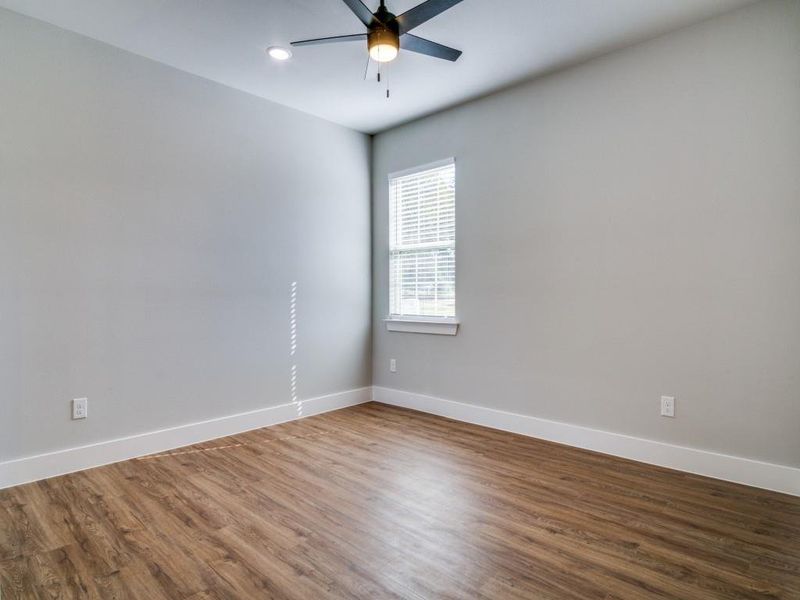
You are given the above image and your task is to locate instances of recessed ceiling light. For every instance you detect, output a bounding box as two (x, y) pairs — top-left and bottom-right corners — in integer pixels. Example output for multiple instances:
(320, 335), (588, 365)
(267, 46), (292, 61)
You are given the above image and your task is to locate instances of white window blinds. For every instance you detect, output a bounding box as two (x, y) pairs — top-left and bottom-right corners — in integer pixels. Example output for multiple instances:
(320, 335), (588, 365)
(389, 159), (455, 318)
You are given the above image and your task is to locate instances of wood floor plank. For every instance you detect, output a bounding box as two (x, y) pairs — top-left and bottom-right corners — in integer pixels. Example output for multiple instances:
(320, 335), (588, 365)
(0, 402), (798, 599)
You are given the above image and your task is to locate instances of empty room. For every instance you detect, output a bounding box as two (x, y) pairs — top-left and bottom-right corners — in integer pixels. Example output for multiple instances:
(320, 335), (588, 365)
(1, 0), (799, 598)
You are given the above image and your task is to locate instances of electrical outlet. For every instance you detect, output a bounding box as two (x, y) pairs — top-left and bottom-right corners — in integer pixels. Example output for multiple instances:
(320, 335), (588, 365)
(660, 396), (675, 418)
(390, 358), (397, 373)
(72, 397), (88, 420)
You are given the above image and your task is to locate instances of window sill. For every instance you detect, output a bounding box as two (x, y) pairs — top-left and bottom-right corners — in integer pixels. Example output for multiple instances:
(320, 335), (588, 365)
(384, 318), (459, 336)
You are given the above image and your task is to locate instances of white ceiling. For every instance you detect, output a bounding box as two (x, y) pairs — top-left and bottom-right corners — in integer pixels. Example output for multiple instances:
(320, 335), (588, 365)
(1, 0), (755, 133)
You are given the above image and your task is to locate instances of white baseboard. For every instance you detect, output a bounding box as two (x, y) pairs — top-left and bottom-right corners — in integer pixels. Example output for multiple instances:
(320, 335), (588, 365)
(5, 385), (797, 497)
(372, 386), (800, 497)
(0, 387), (371, 490)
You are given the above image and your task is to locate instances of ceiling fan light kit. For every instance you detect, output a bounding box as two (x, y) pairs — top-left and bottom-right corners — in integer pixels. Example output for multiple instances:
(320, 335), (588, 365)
(291, 0), (464, 65)
(368, 27), (400, 63)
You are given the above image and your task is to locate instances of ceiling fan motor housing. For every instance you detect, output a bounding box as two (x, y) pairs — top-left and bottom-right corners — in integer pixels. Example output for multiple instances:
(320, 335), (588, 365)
(368, 17), (400, 58)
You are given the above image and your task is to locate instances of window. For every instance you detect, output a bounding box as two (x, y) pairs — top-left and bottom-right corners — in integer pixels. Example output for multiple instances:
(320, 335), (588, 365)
(389, 159), (456, 323)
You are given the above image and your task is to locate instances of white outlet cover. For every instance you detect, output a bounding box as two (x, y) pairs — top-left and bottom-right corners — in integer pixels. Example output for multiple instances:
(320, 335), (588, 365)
(72, 397), (88, 420)
(390, 359), (397, 373)
(660, 396), (675, 418)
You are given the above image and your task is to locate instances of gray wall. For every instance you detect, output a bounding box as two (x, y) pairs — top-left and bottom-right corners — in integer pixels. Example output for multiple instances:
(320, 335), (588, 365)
(372, 0), (800, 467)
(0, 8), (371, 461)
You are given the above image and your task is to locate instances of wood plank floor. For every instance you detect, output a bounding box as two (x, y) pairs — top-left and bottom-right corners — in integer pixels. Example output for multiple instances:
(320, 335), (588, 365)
(1, 402), (798, 599)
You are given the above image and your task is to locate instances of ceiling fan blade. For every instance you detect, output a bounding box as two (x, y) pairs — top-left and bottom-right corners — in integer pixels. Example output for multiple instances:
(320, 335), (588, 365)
(340, 0), (377, 27)
(291, 33), (367, 47)
(395, 0), (464, 34)
(400, 34), (462, 61)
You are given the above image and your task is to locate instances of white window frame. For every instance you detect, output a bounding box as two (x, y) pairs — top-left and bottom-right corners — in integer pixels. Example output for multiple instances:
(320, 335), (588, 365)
(385, 158), (459, 336)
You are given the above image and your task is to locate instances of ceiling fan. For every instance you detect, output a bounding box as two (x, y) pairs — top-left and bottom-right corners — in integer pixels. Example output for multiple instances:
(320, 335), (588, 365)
(291, 0), (464, 63)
